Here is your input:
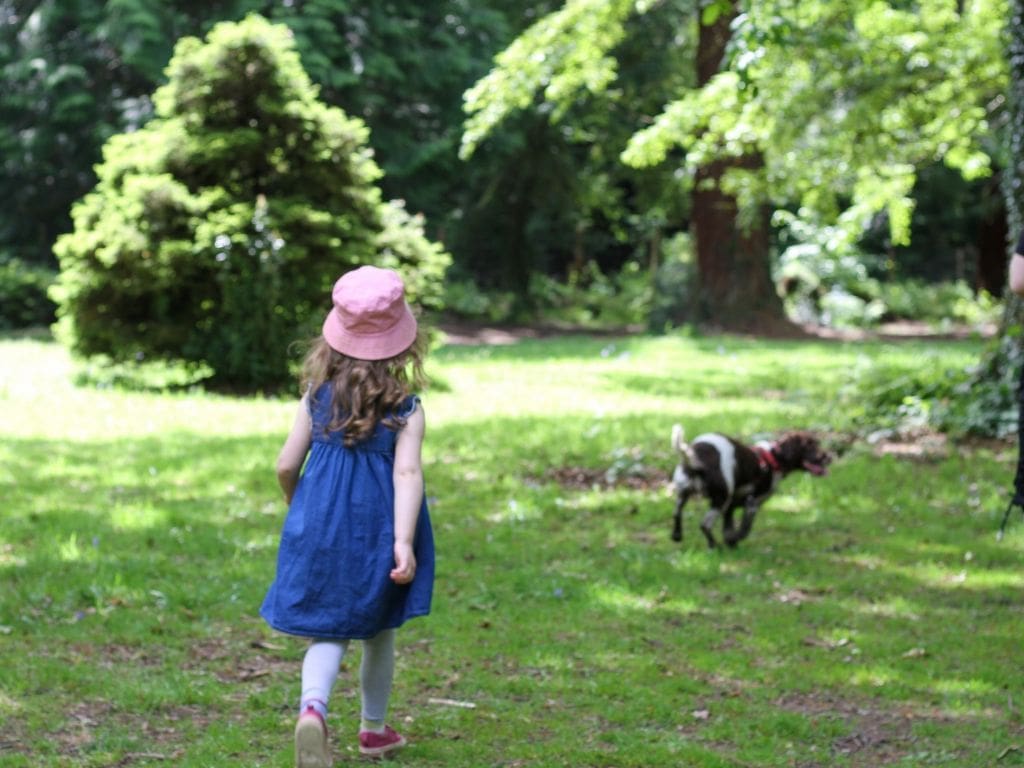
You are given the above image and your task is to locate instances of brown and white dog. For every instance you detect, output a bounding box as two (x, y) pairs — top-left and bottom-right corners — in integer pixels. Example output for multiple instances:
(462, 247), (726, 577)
(670, 425), (831, 549)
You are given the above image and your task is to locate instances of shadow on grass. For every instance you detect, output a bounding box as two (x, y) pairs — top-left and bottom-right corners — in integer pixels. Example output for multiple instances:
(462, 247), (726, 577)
(0, 432), (283, 626)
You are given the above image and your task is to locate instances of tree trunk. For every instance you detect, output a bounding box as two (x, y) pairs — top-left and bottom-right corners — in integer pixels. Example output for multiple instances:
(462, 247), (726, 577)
(971, 0), (1024, 445)
(691, 0), (796, 334)
(996, 0), (1024, 346)
(976, 172), (1007, 297)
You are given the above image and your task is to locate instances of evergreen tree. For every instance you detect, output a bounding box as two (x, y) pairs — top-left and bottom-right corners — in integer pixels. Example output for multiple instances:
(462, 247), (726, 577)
(52, 15), (448, 390)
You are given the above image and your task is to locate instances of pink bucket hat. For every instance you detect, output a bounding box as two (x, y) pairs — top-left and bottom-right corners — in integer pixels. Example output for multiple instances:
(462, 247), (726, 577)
(322, 266), (418, 360)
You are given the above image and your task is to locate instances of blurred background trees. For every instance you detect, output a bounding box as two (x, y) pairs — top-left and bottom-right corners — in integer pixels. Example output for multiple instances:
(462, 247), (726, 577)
(2, 0), (1023, 405)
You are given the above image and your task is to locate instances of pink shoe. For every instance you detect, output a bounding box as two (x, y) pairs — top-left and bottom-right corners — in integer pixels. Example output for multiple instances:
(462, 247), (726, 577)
(294, 706), (330, 768)
(358, 725), (407, 757)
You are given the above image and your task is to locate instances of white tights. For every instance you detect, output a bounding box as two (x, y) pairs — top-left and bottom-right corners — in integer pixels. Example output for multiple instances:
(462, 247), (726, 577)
(300, 629), (396, 723)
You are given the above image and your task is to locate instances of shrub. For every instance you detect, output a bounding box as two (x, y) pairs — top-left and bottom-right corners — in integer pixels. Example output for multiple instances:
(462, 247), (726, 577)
(646, 232), (697, 331)
(52, 16), (449, 391)
(0, 259), (57, 330)
(876, 280), (999, 327)
(528, 260), (652, 329)
(838, 337), (1018, 439)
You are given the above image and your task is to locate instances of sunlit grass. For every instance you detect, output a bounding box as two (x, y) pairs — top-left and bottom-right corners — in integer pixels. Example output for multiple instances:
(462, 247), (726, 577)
(1, 329), (1020, 767)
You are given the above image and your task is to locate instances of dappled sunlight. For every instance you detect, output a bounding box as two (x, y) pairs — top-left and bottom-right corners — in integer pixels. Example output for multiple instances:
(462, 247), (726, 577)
(587, 582), (700, 616)
(0, 339), (294, 441)
(0, 543), (27, 569)
(864, 557), (1024, 592)
(109, 504), (167, 532)
(932, 677), (1001, 700)
(848, 666), (898, 689)
(57, 533), (97, 563)
(485, 497), (545, 524)
(428, 334), (857, 431)
(849, 669), (1003, 720)
(852, 596), (923, 621)
(0, 689), (22, 716)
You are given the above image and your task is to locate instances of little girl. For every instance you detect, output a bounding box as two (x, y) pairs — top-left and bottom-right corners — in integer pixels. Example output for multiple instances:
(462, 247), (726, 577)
(260, 266), (434, 767)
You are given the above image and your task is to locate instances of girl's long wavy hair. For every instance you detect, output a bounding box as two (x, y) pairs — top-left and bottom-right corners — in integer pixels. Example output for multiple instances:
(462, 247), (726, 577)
(300, 330), (428, 446)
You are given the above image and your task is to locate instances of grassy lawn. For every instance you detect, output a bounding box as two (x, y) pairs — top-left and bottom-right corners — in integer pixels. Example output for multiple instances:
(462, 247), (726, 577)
(1, 330), (1022, 767)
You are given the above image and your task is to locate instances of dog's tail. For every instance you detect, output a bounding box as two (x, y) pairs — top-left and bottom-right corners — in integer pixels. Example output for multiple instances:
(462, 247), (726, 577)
(671, 424), (697, 471)
(671, 423), (686, 453)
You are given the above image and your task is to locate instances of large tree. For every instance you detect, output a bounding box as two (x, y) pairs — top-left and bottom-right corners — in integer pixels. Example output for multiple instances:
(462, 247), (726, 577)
(688, 0), (782, 331)
(968, 0), (1024, 436)
(462, 0), (1007, 329)
(52, 15), (448, 390)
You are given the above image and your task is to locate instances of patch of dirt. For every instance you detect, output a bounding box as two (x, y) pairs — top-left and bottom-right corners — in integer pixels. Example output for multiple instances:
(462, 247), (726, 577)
(867, 427), (952, 461)
(772, 691), (967, 767)
(805, 319), (996, 342)
(2, 635), (295, 760)
(866, 426), (1017, 462)
(54, 701), (206, 763)
(543, 465), (669, 492)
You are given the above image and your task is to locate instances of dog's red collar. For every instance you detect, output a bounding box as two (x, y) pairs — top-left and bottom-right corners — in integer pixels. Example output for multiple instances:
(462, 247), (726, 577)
(756, 444), (780, 472)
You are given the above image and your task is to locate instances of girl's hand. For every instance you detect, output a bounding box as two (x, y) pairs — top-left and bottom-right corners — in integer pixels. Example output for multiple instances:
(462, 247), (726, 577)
(390, 541), (417, 584)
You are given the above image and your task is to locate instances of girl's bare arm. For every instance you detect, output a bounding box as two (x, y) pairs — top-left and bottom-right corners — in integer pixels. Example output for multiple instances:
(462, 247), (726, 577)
(277, 395), (312, 504)
(391, 403), (425, 584)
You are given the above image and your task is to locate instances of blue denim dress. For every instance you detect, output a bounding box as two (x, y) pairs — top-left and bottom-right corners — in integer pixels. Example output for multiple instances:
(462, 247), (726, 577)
(260, 385), (434, 640)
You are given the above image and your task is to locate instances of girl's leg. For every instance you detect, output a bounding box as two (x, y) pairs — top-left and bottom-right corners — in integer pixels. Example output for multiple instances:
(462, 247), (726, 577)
(359, 629), (395, 730)
(301, 640), (348, 717)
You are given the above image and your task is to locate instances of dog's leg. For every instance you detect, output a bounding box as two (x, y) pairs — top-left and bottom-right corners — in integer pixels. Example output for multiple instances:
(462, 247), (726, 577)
(671, 490), (691, 542)
(700, 507), (721, 549)
(726, 500), (760, 547)
(722, 507), (737, 543)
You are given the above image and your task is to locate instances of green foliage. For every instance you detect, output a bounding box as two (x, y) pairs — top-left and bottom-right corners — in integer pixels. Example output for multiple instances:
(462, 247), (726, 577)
(625, 0), (1007, 245)
(775, 211), (1001, 330)
(52, 15), (449, 391)
(459, 0), (693, 292)
(957, 329), (1024, 437)
(442, 237), (695, 331)
(860, 162), (1004, 283)
(461, 0), (636, 159)
(442, 278), (518, 322)
(646, 232), (697, 330)
(527, 260), (652, 328)
(0, 0), (533, 299)
(839, 335), (1017, 438)
(0, 1), (123, 266)
(877, 281), (1000, 326)
(466, 0), (1006, 261)
(0, 259), (58, 330)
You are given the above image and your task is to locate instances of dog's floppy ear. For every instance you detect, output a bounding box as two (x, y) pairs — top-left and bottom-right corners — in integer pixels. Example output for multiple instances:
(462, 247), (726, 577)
(671, 424), (685, 453)
(777, 431), (830, 475)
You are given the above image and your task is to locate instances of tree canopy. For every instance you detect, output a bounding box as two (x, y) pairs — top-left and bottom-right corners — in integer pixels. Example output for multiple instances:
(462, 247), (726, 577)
(464, 0), (1007, 249)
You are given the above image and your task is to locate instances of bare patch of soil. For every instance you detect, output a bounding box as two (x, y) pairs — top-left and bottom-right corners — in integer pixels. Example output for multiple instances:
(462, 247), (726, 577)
(867, 427), (952, 461)
(805, 319), (996, 342)
(543, 465), (669, 492)
(867, 426), (1016, 462)
(772, 691), (968, 767)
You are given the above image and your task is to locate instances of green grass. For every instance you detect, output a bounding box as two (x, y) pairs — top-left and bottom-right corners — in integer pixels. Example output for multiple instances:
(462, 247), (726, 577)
(1, 331), (1022, 767)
